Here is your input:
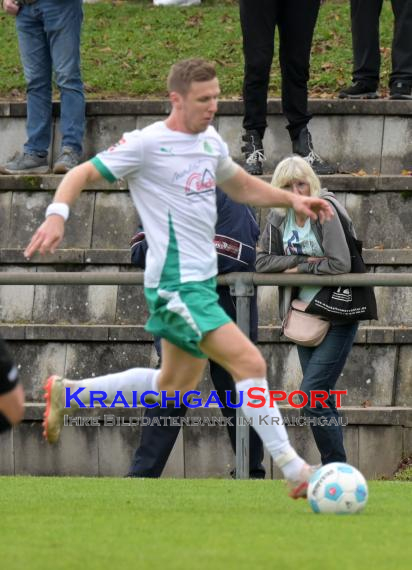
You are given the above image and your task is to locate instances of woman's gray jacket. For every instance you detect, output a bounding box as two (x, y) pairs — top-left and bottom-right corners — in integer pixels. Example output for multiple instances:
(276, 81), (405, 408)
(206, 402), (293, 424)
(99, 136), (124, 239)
(256, 191), (354, 320)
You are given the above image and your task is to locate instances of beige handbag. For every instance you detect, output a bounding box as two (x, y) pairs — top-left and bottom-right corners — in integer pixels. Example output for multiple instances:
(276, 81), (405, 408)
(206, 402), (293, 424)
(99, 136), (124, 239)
(282, 299), (330, 347)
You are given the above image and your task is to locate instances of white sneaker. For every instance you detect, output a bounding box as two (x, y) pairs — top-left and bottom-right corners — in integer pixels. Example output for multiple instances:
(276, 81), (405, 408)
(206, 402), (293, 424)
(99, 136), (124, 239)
(154, 0), (201, 5)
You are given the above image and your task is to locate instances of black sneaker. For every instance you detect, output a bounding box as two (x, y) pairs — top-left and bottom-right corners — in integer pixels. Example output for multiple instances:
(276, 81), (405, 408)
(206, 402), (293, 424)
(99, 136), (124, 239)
(338, 81), (378, 99)
(292, 127), (337, 175)
(390, 81), (412, 100)
(241, 130), (265, 175)
(230, 468), (265, 480)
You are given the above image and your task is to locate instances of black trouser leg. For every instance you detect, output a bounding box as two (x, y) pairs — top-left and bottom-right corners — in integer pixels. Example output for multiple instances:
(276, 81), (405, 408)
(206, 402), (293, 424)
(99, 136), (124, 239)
(278, 0), (321, 140)
(390, 0), (412, 85)
(240, 0), (279, 136)
(215, 286), (264, 477)
(129, 285), (261, 478)
(128, 405), (187, 478)
(350, 0), (382, 84)
(209, 359), (265, 478)
(0, 337), (18, 397)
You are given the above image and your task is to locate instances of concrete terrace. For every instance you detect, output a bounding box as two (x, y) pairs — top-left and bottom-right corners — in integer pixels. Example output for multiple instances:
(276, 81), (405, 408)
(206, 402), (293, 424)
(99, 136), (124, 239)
(0, 98), (411, 478)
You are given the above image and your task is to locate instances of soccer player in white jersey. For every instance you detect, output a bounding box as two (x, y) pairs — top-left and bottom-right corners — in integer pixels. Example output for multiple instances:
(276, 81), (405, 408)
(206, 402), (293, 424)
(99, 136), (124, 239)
(25, 59), (333, 498)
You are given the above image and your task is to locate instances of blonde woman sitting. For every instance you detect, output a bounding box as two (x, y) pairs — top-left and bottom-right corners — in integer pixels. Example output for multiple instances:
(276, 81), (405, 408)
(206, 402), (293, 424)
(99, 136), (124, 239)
(256, 156), (358, 465)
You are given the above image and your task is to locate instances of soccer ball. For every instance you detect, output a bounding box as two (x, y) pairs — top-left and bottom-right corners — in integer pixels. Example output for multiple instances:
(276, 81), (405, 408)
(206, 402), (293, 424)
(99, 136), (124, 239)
(307, 462), (368, 514)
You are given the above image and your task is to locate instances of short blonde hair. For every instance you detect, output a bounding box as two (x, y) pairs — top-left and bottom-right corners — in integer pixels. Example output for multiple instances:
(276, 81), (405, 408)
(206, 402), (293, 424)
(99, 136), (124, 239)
(271, 155), (321, 197)
(167, 59), (216, 95)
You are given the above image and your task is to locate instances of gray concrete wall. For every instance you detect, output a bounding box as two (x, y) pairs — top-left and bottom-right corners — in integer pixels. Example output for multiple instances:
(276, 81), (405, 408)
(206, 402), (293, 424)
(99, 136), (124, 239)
(1, 100), (412, 478)
(1, 100), (412, 173)
(1, 177), (412, 250)
(0, 407), (410, 479)
(0, 330), (410, 407)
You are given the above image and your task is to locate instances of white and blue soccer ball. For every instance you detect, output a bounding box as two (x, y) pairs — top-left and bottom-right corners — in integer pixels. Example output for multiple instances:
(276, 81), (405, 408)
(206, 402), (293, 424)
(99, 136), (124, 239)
(307, 462), (368, 514)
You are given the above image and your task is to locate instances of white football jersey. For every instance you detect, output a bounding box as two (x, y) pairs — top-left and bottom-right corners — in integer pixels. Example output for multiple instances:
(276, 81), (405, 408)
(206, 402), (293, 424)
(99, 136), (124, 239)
(91, 121), (238, 288)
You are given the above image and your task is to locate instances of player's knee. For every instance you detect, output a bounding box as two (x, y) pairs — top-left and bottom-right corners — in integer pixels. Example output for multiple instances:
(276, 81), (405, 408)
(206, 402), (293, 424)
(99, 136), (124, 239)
(0, 407), (24, 428)
(0, 411), (12, 433)
(249, 350), (266, 378)
(0, 385), (25, 427)
(234, 347), (266, 380)
(8, 400), (25, 424)
(157, 370), (197, 394)
(0, 401), (24, 432)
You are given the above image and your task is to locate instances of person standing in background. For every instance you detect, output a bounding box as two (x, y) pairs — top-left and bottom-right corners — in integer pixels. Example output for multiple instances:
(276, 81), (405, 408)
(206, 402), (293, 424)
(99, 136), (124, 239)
(1, 0), (85, 174)
(239, 0), (336, 176)
(339, 0), (412, 100)
(128, 188), (265, 479)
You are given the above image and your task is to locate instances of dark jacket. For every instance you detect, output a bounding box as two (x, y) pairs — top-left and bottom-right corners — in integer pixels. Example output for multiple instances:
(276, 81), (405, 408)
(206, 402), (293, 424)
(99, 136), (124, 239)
(131, 187), (260, 274)
(130, 187), (260, 341)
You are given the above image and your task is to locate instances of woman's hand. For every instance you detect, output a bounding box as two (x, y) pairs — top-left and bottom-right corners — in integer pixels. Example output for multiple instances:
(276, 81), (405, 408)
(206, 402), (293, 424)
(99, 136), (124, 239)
(307, 256), (327, 263)
(284, 267), (298, 274)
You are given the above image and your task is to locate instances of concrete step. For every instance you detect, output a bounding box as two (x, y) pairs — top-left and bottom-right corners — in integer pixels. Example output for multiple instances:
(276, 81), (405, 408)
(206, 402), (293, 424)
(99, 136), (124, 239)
(3, 97), (411, 478)
(0, 404), (410, 479)
(1, 99), (412, 174)
(1, 173), (412, 191)
(2, 323), (412, 343)
(19, 403), (412, 426)
(1, 324), (412, 408)
(1, 175), (412, 250)
(1, 247), (412, 265)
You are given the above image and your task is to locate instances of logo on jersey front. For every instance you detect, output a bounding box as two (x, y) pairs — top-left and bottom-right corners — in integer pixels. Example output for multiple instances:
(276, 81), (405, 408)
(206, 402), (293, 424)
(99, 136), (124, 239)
(184, 168), (215, 196)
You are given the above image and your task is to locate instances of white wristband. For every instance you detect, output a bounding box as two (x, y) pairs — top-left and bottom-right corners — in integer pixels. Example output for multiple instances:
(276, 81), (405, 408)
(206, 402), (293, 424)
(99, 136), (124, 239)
(45, 203), (70, 221)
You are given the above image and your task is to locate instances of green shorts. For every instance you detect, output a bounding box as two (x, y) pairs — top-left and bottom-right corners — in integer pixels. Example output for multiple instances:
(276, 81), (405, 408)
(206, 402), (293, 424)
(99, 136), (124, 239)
(144, 277), (232, 359)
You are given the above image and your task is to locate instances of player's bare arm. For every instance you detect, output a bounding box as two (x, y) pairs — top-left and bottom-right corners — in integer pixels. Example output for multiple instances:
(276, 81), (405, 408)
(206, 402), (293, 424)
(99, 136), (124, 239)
(24, 161), (103, 259)
(219, 167), (333, 223)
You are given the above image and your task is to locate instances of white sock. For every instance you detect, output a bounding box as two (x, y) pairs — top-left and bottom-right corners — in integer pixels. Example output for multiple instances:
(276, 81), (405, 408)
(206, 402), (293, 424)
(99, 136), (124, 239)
(64, 368), (160, 407)
(236, 378), (306, 480)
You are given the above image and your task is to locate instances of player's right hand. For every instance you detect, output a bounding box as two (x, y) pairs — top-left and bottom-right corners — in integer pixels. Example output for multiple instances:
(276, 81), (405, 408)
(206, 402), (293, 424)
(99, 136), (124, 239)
(292, 194), (334, 223)
(24, 216), (65, 259)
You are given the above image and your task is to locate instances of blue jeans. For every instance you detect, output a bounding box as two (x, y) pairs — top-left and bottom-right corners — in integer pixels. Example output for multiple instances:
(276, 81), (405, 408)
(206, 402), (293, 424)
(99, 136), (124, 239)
(297, 322), (358, 465)
(16, 0), (85, 155)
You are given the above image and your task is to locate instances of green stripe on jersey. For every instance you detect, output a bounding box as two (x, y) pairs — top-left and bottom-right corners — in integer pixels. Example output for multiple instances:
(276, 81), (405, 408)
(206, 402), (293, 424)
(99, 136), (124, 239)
(159, 213), (182, 286)
(90, 157), (117, 183)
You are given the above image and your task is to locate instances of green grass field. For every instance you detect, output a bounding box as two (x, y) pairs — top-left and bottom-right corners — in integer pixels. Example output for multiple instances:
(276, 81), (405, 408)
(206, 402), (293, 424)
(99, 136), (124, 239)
(1, 477), (410, 570)
(0, 0), (395, 98)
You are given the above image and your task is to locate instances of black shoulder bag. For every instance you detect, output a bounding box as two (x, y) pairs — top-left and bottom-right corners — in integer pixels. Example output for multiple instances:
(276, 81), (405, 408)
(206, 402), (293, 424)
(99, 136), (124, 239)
(306, 203), (378, 322)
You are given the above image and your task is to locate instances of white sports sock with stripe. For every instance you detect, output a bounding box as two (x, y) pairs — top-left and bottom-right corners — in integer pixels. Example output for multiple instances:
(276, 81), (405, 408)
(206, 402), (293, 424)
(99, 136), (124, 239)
(236, 378), (306, 480)
(63, 368), (160, 407)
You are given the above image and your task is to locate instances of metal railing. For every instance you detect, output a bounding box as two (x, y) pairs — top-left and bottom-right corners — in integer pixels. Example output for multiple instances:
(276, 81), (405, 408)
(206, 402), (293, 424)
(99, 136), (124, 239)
(1, 271), (412, 286)
(2, 270), (411, 478)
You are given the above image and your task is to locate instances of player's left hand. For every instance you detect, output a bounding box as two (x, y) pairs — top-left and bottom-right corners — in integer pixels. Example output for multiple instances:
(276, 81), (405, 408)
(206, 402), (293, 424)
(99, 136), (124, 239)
(291, 195), (334, 223)
(24, 215), (65, 259)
